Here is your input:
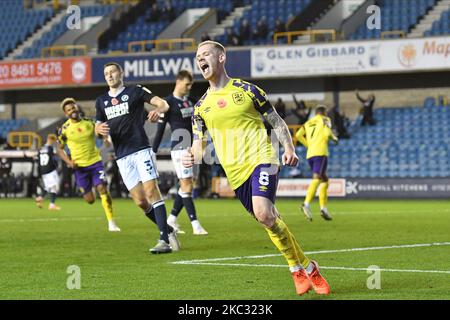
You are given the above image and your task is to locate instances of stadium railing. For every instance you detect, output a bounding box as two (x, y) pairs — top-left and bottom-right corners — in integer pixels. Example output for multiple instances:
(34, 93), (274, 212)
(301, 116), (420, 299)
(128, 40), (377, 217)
(8, 132), (42, 150)
(41, 45), (88, 58)
(25, 0), (139, 9)
(380, 30), (406, 39)
(273, 29), (337, 44)
(128, 38), (196, 53)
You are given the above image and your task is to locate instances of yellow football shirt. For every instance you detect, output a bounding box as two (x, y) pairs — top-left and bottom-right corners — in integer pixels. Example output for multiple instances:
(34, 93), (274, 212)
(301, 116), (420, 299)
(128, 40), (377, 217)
(192, 78), (279, 190)
(57, 118), (102, 167)
(295, 114), (336, 159)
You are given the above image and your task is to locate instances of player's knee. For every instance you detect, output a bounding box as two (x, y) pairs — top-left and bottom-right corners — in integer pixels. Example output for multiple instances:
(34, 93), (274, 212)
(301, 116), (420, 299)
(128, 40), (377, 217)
(134, 198), (148, 210)
(179, 184), (193, 194)
(84, 193), (95, 204)
(254, 208), (275, 228)
(144, 182), (161, 202)
(96, 184), (107, 194)
(179, 179), (193, 193)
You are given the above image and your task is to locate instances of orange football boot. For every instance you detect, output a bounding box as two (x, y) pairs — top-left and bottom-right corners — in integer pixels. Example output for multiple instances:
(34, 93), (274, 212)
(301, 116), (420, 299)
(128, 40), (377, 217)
(308, 260), (331, 295)
(291, 269), (311, 295)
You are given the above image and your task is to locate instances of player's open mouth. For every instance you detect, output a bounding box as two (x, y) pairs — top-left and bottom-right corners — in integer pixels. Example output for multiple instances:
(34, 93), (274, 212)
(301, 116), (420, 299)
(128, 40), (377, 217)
(200, 64), (209, 73)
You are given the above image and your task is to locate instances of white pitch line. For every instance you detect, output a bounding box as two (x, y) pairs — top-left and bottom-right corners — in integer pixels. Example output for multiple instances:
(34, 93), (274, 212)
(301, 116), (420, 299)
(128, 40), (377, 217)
(0, 217), (103, 223)
(332, 209), (450, 215)
(171, 242), (450, 264)
(170, 262), (450, 274)
(317, 266), (450, 274)
(305, 242), (450, 255)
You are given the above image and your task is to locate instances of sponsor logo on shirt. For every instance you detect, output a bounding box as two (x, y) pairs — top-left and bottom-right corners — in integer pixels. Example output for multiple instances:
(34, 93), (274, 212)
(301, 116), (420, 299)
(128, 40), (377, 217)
(105, 102), (130, 120)
(180, 107), (194, 118)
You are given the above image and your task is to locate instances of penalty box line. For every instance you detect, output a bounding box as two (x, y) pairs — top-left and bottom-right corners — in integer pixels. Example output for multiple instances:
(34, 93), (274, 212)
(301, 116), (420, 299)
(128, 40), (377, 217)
(170, 262), (450, 275)
(171, 242), (450, 274)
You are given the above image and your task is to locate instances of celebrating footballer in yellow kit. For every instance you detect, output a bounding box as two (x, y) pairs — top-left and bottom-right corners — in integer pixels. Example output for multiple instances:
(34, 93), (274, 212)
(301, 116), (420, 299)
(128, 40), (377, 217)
(57, 98), (121, 232)
(296, 106), (338, 221)
(182, 41), (331, 295)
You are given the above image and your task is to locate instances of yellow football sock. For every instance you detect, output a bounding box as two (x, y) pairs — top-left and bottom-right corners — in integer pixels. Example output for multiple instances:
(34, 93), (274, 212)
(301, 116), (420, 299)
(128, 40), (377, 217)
(288, 229), (310, 268)
(100, 193), (114, 221)
(265, 218), (310, 268)
(305, 179), (320, 204)
(319, 181), (329, 209)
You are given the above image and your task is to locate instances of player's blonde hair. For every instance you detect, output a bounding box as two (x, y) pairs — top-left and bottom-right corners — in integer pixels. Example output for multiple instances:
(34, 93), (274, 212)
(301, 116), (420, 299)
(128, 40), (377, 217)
(47, 133), (57, 142)
(315, 105), (328, 114)
(60, 97), (77, 111)
(197, 40), (226, 54)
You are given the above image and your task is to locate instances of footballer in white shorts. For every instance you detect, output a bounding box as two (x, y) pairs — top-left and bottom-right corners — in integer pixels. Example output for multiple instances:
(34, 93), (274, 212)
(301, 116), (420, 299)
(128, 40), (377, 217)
(116, 148), (159, 191)
(42, 169), (60, 193)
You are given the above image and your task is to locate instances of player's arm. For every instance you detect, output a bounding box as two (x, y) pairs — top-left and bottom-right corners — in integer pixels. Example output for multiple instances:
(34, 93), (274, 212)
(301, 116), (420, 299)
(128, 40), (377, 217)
(102, 135), (113, 148)
(264, 109), (298, 166)
(137, 84), (169, 117)
(184, 139), (203, 167)
(296, 125), (308, 148)
(49, 146), (59, 169)
(152, 114), (167, 153)
(183, 112), (206, 168)
(245, 81), (298, 166)
(324, 118), (339, 145)
(329, 128), (339, 145)
(149, 96), (170, 114)
(55, 135), (77, 169)
(94, 98), (110, 138)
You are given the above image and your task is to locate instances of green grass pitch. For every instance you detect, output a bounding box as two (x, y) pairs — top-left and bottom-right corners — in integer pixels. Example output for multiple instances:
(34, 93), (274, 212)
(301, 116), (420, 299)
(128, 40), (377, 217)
(0, 198), (449, 300)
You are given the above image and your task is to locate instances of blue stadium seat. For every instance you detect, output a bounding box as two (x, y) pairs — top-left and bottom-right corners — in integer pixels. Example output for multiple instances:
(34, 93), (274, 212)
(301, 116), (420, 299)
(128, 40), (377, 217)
(348, 0), (438, 39)
(334, 100), (450, 178)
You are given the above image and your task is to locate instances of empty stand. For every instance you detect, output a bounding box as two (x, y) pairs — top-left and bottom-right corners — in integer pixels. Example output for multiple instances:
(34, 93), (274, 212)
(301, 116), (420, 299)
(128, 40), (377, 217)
(0, 0), (53, 59)
(215, 0), (311, 46)
(18, 5), (114, 59)
(0, 119), (29, 140)
(281, 99), (450, 179)
(424, 8), (450, 36)
(348, 0), (437, 40)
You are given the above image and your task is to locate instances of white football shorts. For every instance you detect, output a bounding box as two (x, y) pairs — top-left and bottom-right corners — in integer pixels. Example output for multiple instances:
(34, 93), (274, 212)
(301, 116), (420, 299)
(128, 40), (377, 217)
(116, 148), (159, 190)
(42, 169), (60, 193)
(171, 149), (194, 179)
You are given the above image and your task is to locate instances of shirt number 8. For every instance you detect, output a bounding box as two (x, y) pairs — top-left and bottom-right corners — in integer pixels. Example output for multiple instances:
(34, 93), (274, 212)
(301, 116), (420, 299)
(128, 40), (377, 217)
(259, 171), (270, 186)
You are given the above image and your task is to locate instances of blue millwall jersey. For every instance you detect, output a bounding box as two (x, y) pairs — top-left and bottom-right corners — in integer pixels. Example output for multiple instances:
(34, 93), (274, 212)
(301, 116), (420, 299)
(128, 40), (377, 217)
(38, 145), (58, 175)
(152, 94), (195, 152)
(95, 85), (155, 159)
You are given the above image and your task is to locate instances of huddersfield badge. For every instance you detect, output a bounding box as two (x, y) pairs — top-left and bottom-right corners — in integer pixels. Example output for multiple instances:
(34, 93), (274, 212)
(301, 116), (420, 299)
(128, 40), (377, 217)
(232, 92), (245, 105)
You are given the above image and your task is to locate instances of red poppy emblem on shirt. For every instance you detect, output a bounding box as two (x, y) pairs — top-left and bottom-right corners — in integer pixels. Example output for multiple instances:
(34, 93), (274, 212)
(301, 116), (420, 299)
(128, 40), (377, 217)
(217, 99), (227, 108)
(112, 98), (119, 106)
(77, 128), (83, 133)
